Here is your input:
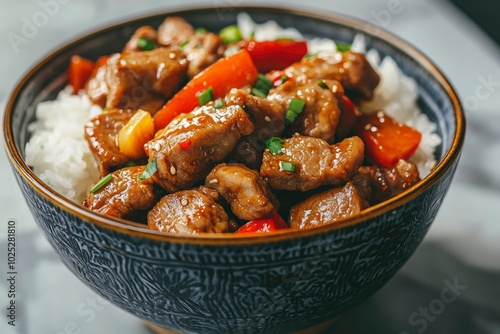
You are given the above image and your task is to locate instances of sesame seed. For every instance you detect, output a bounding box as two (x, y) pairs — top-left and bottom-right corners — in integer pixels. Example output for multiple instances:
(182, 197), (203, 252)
(181, 198), (188, 206)
(154, 142), (161, 152)
(377, 111), (385, 118)
(364, 123), (371, 131)
(181, 215), (188, 223)
(172, 119), (180, 125)
(332, 85), (338, 93)
(170, 166), (176, 175)
(209, 178), (219, 184)
(264, 116), (271, 122)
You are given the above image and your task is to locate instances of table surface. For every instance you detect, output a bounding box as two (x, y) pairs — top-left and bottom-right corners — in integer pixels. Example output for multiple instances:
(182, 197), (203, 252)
(1, 1), (499, 333)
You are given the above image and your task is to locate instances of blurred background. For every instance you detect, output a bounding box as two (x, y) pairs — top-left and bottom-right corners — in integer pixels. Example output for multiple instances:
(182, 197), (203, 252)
(1, 0), (499, 333)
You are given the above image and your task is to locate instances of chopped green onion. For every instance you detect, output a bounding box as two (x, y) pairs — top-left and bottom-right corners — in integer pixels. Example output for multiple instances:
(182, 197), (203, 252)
(281, 75), (289, 83)
(195, 27), (207, 34)
(138, 157), (157, 181)
(317, 80), (328, 89)
(137, 37), (155, 51)
(265, 137), (284, 155)
(285, 98), (306, 124)
(285, 110), (298, 124)
(279, 161), (296, 172)
(289, 98), (306, 114)
(303, 52), (317, 59)
(219, 25), (243, 44)
(198, 87), (213, 106)
(253, 74), (273, 97)
(224, 45), (242, 57)
(179, 40), (190, 50)
(123, 161), (137, 167)
(251, 88), (267, 98)
(336, 42), (351, 52)
(214, 98), (224, 109)
(90, 174), (112, 194)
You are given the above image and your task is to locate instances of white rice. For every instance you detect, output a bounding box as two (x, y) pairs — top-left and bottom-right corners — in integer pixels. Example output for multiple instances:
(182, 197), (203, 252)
(25, 14), (440, 203)
(25, 88), (102, 202)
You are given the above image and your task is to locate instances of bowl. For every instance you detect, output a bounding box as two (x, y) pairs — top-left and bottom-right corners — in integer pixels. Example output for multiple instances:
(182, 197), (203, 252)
(3, 6), (464, 334)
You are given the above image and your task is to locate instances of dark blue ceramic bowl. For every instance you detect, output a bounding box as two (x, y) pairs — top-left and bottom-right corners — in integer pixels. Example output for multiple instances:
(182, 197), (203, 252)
(3, 6), (464, 334)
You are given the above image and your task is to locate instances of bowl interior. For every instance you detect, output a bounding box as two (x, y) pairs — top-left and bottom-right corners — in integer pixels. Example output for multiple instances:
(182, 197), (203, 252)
(4, 6), (463, 240)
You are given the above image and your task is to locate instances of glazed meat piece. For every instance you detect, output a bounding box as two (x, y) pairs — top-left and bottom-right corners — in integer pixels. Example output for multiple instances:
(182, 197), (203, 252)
(358, 159), (420, 204)
(85, 57), (109, 108)
(148, 188), (230, 234)
(146, 104), (254, 192)
(157, 16), (195, 46)
(268, 79), (343, 143)
(105, 48), (187, 113)
(281, 51), (380, 100)
(84, 165), (160, 220)
(226, 89), (285, 168)
(84, 109), (134, 175)
(289, 181), (369, 229)
(123, 26), (158, 53)
(205, 163), (280, 221)
(182, 31), (225, 78)
(260, 135), (364, 191)
(157, 16), (224, 77)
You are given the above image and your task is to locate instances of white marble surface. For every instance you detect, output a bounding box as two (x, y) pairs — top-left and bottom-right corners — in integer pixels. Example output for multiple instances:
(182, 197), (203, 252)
(1, 0), (500, 333)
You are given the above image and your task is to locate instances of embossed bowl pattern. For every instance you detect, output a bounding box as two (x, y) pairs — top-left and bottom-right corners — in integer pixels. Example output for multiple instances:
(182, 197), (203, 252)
(3, 6), (464, 334)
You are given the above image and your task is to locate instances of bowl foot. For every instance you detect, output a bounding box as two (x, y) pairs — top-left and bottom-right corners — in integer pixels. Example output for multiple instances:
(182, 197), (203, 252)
(144, 321), (181, 334)
(144, 318), (337, 334)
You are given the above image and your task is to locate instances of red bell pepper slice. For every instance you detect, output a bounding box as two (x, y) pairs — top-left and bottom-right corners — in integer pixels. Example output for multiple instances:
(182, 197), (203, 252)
(239, 40), (308, 73)
(153, 49), (259, 131)
(354, 112), (422, 168)
(68, 55), (95, 94)
(235, 212), (289, 234)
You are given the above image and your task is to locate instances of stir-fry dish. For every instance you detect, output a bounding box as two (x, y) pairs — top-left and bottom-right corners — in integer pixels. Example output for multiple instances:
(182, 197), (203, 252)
(70, 17), (423, 234)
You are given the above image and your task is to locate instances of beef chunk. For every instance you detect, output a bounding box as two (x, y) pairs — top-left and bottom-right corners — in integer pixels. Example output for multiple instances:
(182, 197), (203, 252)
(157, 16), (195, 46)
(205, 163), (279, 221)
(289, 181), (369, 229)
(84, 166), (160, 220)
(182, 31), (225, 78)
(147, 189), (230, 234)
(358, 159), (420, 204)
(123, 26), (158, 53)
(85, 57), (109, 108)
(281, 51), (380, 100)
(105, 48), (187, 113)
(226, 89), (285, 168)
(146, 104), (254, 192)
(260, 135), (364, 191)
(268, 79), (343, 143)
(157, 16), (224, 77)
(84, 109), (134, 175)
